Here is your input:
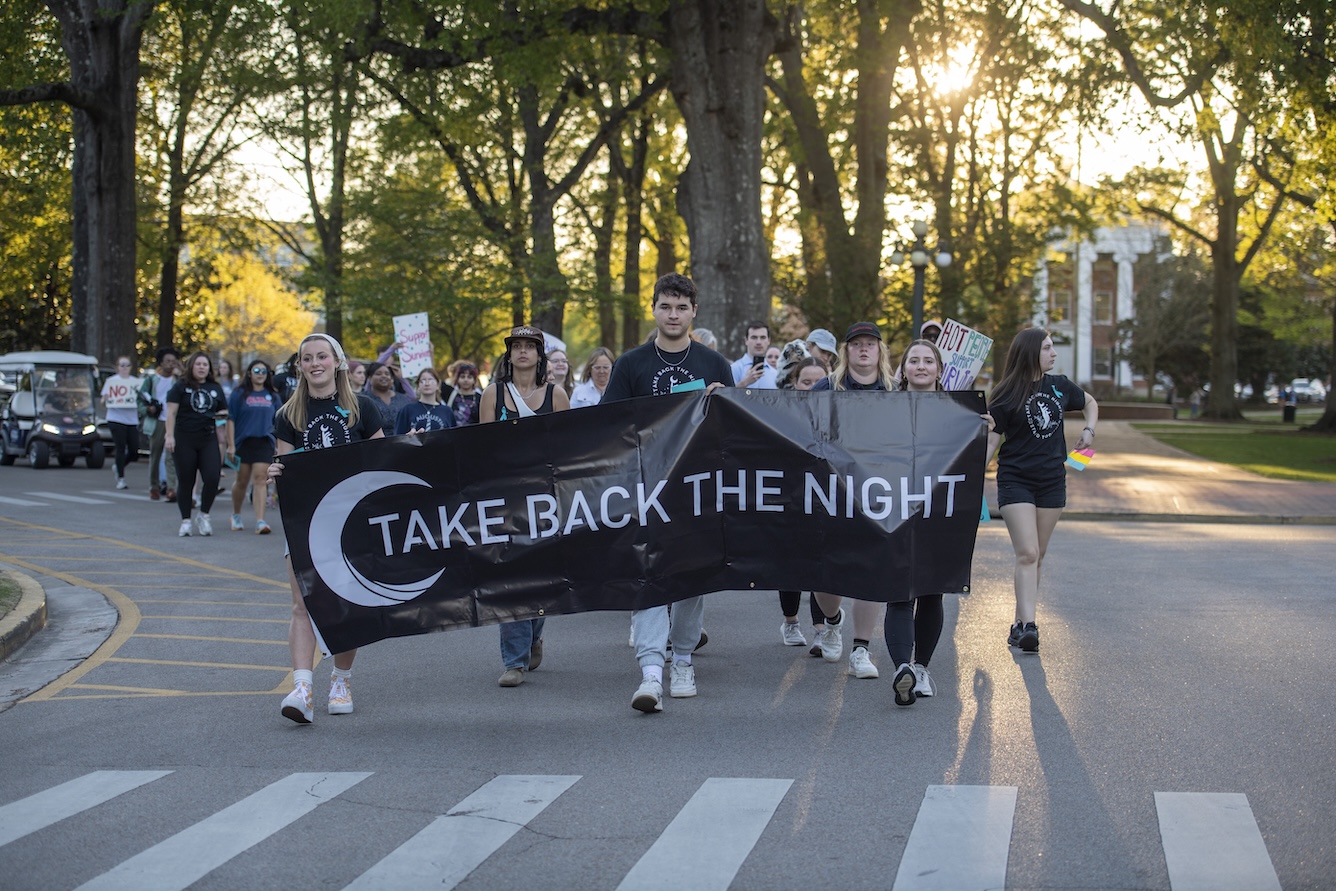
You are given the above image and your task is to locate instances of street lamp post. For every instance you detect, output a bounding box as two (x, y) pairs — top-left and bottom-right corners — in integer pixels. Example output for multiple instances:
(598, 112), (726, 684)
(891, 220), (952, 337)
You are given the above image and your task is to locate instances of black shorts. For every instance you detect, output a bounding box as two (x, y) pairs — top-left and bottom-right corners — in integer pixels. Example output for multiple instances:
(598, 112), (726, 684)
(236, 437), (274, 465)
(997, 476), (1066, 509)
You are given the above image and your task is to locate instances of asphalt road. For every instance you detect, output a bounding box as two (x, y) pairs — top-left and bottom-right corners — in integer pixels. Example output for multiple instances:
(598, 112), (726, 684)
(0, 461), (1333, 890)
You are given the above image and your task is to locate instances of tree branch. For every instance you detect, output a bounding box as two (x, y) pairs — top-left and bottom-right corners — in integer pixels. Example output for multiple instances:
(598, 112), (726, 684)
(0, 81), (94, 110)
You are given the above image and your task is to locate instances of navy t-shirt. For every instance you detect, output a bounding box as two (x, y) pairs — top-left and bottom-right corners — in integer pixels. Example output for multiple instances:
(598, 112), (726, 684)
(988, 373), (1086, 483)
(602, 339), (735, 401)
(227, 387), (281, 446)
(273, 393), (382, 450)
(394, 400), (456, 435)
(166, 381), (227, 438)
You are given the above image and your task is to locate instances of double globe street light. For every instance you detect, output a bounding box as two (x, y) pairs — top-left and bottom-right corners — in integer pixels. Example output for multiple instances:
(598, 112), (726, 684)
(890, 220), (952, 337)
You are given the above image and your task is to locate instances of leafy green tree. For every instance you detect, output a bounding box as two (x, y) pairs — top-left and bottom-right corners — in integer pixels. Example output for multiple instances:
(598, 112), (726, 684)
(0, 0), (158, 364)
(1121, 239), (1212, 399)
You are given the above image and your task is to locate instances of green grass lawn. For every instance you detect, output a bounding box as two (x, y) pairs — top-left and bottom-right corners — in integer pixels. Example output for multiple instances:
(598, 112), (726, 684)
(1133, 417), (1336, 482)
(0, 575), (20, 624)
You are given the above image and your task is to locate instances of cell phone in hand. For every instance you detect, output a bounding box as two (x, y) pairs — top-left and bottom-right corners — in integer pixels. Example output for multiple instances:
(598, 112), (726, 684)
(752, 355), (766, 368)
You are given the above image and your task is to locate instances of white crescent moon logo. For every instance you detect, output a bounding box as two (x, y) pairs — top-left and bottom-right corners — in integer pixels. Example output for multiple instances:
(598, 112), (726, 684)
(308, 471), (445, 608)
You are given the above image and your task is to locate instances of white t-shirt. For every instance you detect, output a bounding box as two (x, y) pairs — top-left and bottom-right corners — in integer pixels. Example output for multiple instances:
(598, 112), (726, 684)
(100, 374), (142, 425)
(569, 379), (604, 409)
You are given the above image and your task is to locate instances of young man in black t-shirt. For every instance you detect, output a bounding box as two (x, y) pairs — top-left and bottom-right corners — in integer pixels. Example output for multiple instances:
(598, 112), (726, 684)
(602, 273), (733, 713)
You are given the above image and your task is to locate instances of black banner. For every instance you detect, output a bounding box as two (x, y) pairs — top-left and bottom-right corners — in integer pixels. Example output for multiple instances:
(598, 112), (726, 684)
(278, 389), (987, 653)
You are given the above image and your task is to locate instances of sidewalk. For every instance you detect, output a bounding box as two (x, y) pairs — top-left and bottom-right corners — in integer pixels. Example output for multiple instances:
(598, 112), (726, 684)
(985, 419), (1336, 524)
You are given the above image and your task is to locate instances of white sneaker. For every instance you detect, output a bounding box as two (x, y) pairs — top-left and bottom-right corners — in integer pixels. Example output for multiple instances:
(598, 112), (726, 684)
(281, 682), (313, 724)
(848, 645), (879, 679)
(669, 661), (697, 698)
(195, 513), (212, 536)
(781, 622), (807, 646)
(893, 663), (917, 706)
(328, 674), (353, 714)
(178, 519), (192, 537)
(631, 677), (663, 713)
(115, 477), (127, 490)
(816, 608), (844, 662)
(230, 514), (244, 531)
(913, 663), (936, 697)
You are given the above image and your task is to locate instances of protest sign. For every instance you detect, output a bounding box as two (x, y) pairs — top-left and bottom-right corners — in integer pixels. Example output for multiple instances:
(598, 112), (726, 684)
(936, 319), (994, 391)
(278, 390), (988, 653)
(392, 312), (433, 379)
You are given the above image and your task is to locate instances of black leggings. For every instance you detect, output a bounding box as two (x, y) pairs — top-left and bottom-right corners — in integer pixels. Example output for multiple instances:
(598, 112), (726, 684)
(884, 594), (945, 667)
(778, 591), (825, 624)
(173, 432), (221, 520)
(108, 422), (139, 476)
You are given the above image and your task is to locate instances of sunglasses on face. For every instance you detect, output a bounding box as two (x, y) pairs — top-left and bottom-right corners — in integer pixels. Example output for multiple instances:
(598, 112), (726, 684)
(251, 368), (267, 374)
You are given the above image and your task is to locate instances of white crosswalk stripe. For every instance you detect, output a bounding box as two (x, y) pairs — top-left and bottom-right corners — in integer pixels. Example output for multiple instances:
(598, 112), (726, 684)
(73, 772), (372, 891)
(83, 490), (149, 501)
(615, 777), (793, 891)
(0, 770), (171, 848)
(893, 784), (1018, 891)
(0, 772), (1289, 889)
(24, 492), (114, 505)
(0, 496), (49, 507)
(1155, 791), (1282, 891)
(346, 774), (581, 890)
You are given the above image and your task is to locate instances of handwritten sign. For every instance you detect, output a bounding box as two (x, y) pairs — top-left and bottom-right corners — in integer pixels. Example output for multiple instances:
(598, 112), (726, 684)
(936, 319), (994, 391)
(100, 378), (140, 410)
(393, 312), (433, 379)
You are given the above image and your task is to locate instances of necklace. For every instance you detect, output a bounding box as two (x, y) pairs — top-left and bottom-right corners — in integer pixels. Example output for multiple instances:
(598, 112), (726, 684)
(514, 380), (540, 401)
(654, 338), (690, 366)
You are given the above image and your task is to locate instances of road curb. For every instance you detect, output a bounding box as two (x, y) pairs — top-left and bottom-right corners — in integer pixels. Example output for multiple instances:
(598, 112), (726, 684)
(0, 569), (47, 662)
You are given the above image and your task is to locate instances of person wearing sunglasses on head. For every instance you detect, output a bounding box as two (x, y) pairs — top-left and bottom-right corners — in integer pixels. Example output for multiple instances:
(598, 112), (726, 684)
(225, 360), (282, 533)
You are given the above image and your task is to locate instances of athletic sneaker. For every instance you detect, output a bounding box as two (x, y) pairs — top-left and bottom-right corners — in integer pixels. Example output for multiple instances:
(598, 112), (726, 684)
(632, 678), (664, 713)
(178, 519), (192, 537)
(781, 622), (808, 647)
(848, 646), (879, 679)
(913, 663), (936, 697)
(255, 519), (272, 534)
(230, 514), (244, 531)
(115, 477), (127, 490)
(195, 513), (212, 536)
(328, 675), (353, 713)
(809, 628), (825, 658)
(281, 682), (314, 724)
(815, 609), (844, 662)
(1018, 622), (1039, 653)
(1007, 622), (1023, 647)
(893, 663), (917, 706)
(669, 661), (697, 698)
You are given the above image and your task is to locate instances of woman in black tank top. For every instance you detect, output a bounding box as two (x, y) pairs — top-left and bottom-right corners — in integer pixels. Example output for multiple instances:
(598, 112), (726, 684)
(478, 325), (571, 687)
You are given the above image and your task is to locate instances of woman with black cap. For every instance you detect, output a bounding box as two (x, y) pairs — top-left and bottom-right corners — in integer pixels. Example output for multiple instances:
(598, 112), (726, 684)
(267, 333), (384, 724)
(479, 325), (570, 687)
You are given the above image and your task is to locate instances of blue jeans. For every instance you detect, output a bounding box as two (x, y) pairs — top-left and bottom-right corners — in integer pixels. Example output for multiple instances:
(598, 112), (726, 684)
(499, 618), (545, 670)
(633, 596), (705, 669)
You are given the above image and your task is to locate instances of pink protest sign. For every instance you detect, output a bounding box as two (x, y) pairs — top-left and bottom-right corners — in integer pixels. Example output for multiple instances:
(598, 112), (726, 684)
(393, 312), (433, 379)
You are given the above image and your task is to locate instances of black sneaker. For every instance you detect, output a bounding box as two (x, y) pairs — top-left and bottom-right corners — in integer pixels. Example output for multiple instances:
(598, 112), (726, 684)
(1018, 622), (1039, 652)
(1007, 622), (1023, 647)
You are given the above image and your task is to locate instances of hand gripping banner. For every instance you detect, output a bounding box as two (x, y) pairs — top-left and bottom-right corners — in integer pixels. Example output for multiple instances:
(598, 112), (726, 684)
(278, 389), (988, 653)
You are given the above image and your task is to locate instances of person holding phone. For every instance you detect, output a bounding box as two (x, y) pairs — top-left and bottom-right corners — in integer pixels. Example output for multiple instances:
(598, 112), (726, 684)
(730, 321), (778, 388)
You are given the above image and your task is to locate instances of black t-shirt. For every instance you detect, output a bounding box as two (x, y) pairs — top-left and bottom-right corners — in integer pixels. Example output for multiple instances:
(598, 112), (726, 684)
(988, 373), (1086, 483)
(810, 374), (888, 391)
(166, 380), (227, 438)
(602, 339), (735, 401)
(273, 393), (383, 450)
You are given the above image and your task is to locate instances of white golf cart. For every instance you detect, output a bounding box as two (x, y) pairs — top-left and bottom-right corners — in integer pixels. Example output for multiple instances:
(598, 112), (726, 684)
(0, 350), (107, 469)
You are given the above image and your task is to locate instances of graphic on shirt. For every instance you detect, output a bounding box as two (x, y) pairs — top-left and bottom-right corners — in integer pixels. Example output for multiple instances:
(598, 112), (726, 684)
(244, 392), (274, 409)
(304, 406), (353, 450)
(1024, 391), (1064, 439)
(189, 387), (215, 413)
(409, 409), (450, 431)
(650, 364), (700, 397)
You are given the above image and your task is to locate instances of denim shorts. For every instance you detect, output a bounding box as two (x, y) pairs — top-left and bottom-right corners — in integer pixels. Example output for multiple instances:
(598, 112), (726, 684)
(997, 476), (1066, 509)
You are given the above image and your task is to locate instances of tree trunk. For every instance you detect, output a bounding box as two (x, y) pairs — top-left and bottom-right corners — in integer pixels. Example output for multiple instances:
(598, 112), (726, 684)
(667, 0), (776, 356)
(593, 178), (619, 349)
(1204, 195), (1243, 419)
(57, 1), (150, 365)
(156, 175), (186, 350)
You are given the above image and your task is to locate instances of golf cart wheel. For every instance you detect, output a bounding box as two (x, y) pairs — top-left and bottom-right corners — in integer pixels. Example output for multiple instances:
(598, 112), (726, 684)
(86, 440), (105, 469)
(28, 440), (50, 468)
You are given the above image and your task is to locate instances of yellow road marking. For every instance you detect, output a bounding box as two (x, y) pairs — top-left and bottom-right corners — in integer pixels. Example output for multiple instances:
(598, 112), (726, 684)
(139, 615), (288, 624)
(107, 656), (289, 671)
(132, 633), (287, 645)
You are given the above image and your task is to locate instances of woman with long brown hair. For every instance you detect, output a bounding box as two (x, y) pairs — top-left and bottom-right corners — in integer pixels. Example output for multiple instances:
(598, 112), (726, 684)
(986, 327), (1098, 654)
